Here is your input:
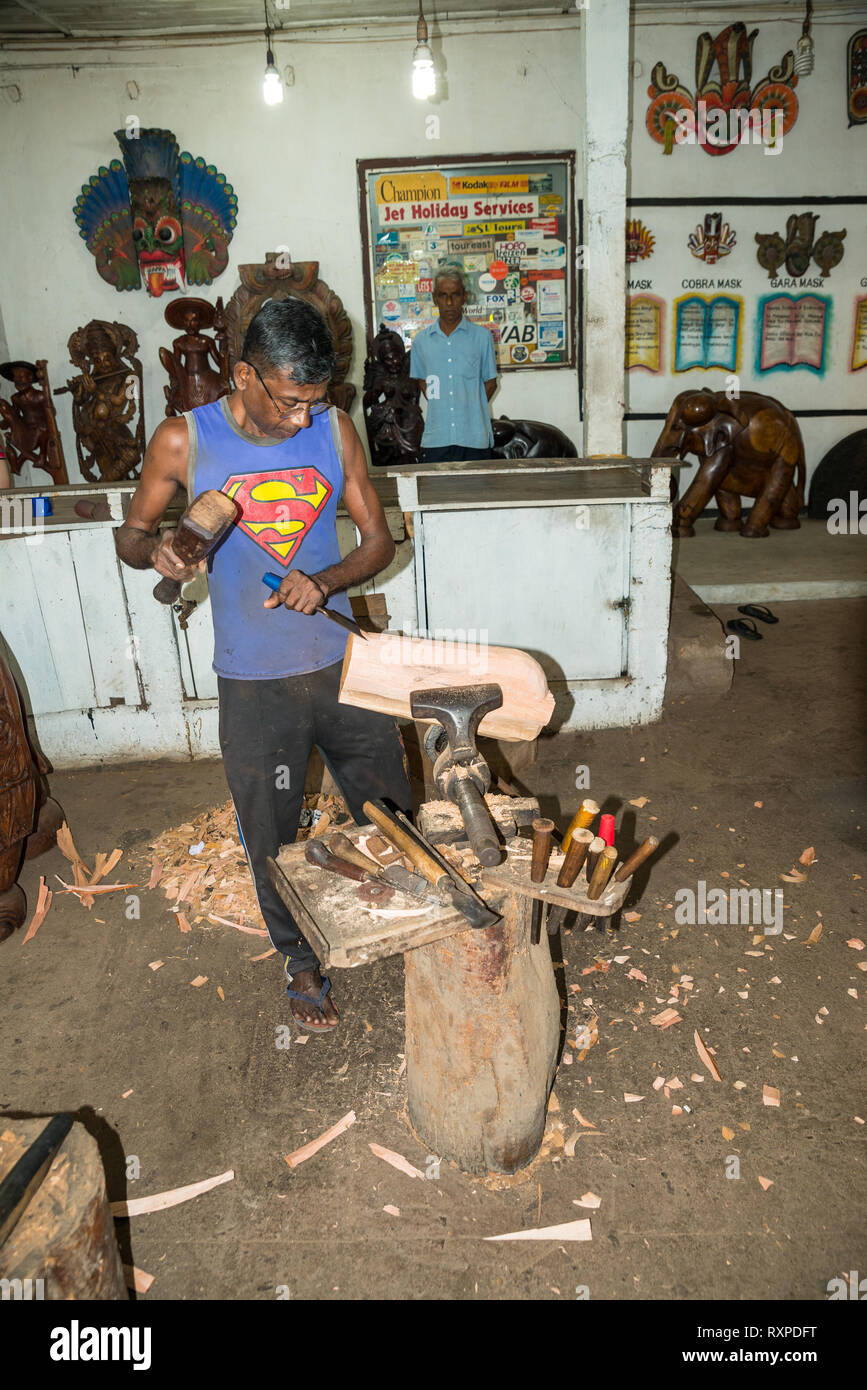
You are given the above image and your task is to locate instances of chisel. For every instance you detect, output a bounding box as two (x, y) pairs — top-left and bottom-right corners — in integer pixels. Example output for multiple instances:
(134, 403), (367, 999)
(262, 572), (367, 639)
(363, 799), (500, 930)
(328, 831), (431, 901)
(545, 828), (594, 936)
(613, 835), (659, 882)
(529, 817), (555, 945)
(561, 799), (600, 854)
(588, 845), (618, 901)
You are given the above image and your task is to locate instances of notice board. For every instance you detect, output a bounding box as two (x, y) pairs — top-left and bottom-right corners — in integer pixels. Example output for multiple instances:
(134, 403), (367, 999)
(358, 152), (578, 372)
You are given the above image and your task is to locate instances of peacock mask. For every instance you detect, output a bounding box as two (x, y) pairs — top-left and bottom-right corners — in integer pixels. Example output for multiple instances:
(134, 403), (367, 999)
(74, 128), (238, 297)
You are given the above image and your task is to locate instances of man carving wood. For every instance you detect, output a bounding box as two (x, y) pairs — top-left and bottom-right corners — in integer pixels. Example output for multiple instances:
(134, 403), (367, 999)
(115, 299), (412, 1031)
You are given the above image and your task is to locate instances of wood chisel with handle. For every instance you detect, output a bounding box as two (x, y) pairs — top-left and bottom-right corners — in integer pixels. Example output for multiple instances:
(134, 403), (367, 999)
(262, 572), (367, 639)
(362, 800), (501, 930)
(328, 832), (432, 902)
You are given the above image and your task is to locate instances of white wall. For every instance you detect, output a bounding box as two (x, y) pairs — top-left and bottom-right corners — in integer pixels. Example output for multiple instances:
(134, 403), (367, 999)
(627, 9), (867, 497)
(0, 16), (584, 483)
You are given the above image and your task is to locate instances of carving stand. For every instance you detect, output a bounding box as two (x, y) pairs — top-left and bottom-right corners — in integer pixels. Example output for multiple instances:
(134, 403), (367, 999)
(0, 1118), (126, 1299)
(268, 796), (634, 1176)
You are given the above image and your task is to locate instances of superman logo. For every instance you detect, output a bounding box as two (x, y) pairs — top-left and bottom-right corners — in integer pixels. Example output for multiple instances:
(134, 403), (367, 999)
(222, 467), (332, 565)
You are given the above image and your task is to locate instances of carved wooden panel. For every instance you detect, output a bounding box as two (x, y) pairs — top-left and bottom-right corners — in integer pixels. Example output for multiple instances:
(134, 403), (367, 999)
(223, 254), (356, 413)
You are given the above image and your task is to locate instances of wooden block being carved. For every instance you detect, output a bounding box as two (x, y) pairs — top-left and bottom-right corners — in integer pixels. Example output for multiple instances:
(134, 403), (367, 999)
(338, 632), (554, 742)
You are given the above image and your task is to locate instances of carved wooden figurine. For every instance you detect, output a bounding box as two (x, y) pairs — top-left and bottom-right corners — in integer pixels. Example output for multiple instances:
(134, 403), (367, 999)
(0, 650), (64, 941)
(56, 321), (145, 483)
(159, 297), (230, 415)
(223, 254), (356, 412)
(362, 325), (423, 466)
(653, 387), (805, 538)
(0, 360), (68, 484)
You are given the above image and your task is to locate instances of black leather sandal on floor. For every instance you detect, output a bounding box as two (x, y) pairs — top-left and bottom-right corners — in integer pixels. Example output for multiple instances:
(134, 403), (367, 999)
(726, 617), (762, 641)
(737, 604), (778, 624)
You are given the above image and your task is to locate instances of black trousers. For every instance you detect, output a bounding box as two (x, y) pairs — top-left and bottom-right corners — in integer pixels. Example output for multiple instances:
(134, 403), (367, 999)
(218, 660), (412, 973)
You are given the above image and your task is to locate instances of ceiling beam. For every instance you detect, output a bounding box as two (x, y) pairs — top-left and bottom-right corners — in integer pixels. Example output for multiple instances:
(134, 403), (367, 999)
(10, 0), (74, 38)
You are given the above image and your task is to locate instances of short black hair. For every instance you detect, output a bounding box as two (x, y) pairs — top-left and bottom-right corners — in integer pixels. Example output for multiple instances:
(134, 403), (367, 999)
(241, 298), (336, 384)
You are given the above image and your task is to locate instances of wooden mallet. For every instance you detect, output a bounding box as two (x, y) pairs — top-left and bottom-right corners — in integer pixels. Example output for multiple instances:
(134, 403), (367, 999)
(152, 489), (239, 605)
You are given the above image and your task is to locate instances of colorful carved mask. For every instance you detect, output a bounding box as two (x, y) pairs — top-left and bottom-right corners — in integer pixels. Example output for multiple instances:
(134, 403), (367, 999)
(646, 22), (799, 156)
(74, 128), (237, 297)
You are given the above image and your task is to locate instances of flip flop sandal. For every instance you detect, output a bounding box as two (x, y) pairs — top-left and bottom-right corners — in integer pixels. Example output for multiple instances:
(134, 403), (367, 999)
(737, 604), (778, 624)
(285, 975), (339, 1032)
(726, 618), (762, 641)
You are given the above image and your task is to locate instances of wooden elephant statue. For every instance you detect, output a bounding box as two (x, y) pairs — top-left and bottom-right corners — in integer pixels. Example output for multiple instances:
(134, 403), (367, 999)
(0, 647), (63, 940)
(653, 387), (805, 538)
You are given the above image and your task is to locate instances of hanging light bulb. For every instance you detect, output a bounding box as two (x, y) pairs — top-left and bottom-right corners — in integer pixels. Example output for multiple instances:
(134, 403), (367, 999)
(794, 0), (814, 76)
(262, 2), (284, 105)
(412, 1), (436, 101)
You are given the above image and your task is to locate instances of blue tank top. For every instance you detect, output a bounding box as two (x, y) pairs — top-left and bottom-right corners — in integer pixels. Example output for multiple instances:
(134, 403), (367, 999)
(188, 396), (353, 679)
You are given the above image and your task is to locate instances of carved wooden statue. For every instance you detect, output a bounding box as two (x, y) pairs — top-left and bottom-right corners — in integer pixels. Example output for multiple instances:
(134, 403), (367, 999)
(223, 254), (356, 412)
(0, 649), (64, 940)
(491, 416), (578, 459)
(362, 325), (423, 466)
(653, 387), (805, 537)
(159, 297), (230, 416)
(56, 320), (145, 483)
(0, 360), (68, 484)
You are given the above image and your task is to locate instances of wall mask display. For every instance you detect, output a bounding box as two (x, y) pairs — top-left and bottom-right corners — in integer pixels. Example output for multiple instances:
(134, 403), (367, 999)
(362, 324), (422, 467)
(755, 213), (846, 279)
(646, 23), (799, 156)
(74, 128), (238, 297)
(159, 297), (230, 415)
(0, 359), (67, 484)
(56, 320), (145, 482)
(847, 29), (867, 126)
(687, 212), (737, 264)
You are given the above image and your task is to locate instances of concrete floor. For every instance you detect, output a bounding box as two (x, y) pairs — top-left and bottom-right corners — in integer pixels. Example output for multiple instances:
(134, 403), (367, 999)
(2, 598), (865, 1301)
(676, 516), (867, 604)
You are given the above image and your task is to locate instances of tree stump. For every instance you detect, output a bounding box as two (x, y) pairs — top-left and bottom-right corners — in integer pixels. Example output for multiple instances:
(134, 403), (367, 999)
(404, 887), (559, 1176)
(0, 1119), (127, 1300)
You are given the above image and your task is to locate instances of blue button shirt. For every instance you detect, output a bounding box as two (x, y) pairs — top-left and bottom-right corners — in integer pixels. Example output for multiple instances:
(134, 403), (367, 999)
(410, 318), (496, 450)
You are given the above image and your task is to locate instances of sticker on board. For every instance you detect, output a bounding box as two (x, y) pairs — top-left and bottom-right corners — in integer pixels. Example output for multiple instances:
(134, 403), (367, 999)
(511, 345), (530, 364)
(478, 272), (497, 291)
(382, 300), (400, 319)
(520, 286), (536, 302)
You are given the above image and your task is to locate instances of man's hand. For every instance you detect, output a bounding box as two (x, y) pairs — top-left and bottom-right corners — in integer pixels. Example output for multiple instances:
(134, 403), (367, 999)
(264, 569), (326, 615)
(152, 529), (207, 584)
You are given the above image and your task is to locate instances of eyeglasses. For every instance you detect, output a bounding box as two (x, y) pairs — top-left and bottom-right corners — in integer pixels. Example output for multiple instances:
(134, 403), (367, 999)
(243, 360), (330, 419)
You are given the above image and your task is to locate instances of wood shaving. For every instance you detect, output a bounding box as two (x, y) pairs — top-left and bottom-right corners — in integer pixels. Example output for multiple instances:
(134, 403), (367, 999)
(285, 1110), (356, 1168)
(798, 847), (816, 866)
(22, 877), (52, 943)
(383, 1205), (400, 1217)
(112, 1169), (234, 1217)
(694, 1030), (723, 1081)
(763, 1085), (781, 1107)
(369, 1142), (425, 1180)
(650, 1008), (681, 1029)
(486, 1218), (592, 1242)
(146, 792), (348, 933)
(758, 1177), (774, 1191)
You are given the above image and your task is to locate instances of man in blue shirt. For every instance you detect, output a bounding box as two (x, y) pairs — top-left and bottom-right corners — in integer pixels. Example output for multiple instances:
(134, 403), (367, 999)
(410, 270), (497, 462)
